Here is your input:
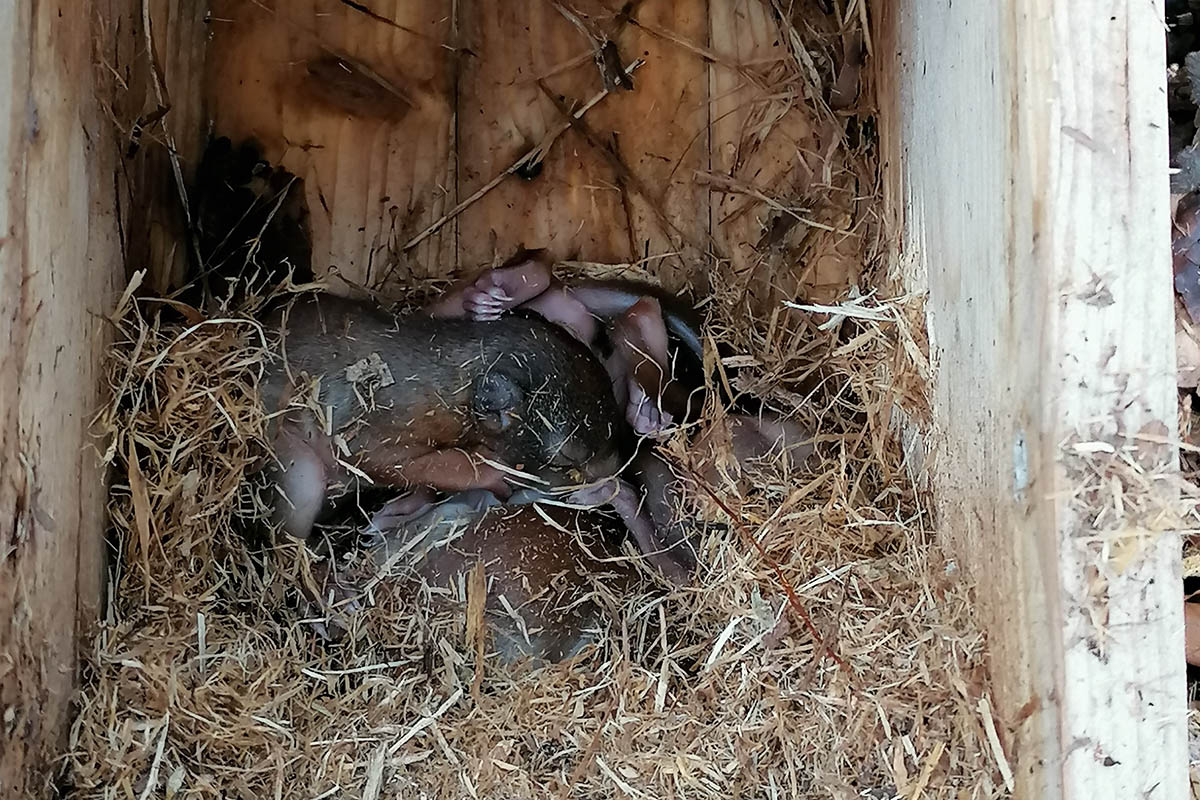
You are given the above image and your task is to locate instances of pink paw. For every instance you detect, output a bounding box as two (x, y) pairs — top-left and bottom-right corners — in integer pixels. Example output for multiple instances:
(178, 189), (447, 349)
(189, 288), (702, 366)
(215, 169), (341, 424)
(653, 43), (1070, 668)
(566, 478), (621, 507)
(626, 380), (674, 436)
(463, 280), (515, 321)
(464, 261), (551, 321)
(361, 489), (436, 544)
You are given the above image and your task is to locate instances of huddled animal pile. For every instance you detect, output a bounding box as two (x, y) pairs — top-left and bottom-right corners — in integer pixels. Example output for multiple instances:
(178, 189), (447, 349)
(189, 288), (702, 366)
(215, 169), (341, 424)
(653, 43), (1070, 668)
(189, 138), (814, 664)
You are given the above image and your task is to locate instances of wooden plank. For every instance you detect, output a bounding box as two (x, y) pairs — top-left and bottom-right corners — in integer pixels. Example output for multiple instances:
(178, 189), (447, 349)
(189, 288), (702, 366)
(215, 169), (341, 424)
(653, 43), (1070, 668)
(0, 0), (125, 792)
(115, 0), (211, 294)
(708, 0), (843, 310)
(205, 1), (711, 285)
(879, 0), (1187, 796)
(205, 0), (456, 287)
(455, 0), (709, 286)
(454, 1), (634, 269)
(582, 1), (711, 291)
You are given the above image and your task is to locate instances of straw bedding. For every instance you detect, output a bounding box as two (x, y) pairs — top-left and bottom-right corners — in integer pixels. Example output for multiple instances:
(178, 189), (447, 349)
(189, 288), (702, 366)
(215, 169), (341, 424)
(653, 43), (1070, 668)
(66, 285), (1004, 800)
(63, 3), (1010, 798)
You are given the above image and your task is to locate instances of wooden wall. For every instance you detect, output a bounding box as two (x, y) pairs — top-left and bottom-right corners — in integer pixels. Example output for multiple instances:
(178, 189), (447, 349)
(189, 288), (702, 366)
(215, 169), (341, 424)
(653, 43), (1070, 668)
(878, 0), (1188, 796)
(1, 0), (850, 788)
(0, 0), (126, 792)
(14, 0), (1186, 794)
(195, 0), (844, 305)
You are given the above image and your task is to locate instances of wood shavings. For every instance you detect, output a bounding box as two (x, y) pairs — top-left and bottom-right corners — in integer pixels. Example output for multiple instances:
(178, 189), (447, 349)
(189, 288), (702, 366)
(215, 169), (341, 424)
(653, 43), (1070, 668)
(66, 3), (1006, 798)
(467, 560), (487, 700)
(344, 352), (395, 390)
(978, 696), (1015, 793)
(362, 745), (387, 800)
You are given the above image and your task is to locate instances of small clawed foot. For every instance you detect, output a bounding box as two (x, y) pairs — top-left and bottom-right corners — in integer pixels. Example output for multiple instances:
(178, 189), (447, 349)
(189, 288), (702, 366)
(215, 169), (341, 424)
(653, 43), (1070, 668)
(627, 381), (674, 436)
(359, 489), (438, 544)
(463, 283), (513, 321)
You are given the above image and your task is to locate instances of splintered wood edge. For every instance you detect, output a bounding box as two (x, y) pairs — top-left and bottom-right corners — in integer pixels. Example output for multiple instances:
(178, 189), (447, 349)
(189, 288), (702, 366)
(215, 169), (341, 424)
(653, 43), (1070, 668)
(882, 0), (1188, 796)
(0, 0), (124, 792)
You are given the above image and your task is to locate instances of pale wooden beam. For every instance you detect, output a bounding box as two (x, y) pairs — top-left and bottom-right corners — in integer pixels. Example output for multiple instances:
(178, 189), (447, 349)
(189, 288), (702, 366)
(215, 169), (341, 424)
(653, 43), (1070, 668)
(0, 0), (124, 791)
(879, 0), (1188, 796)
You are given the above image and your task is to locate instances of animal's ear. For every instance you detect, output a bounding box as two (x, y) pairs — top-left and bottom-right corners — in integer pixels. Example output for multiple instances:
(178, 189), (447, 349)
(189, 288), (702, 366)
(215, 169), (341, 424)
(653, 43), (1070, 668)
(472, 371), (524, 431)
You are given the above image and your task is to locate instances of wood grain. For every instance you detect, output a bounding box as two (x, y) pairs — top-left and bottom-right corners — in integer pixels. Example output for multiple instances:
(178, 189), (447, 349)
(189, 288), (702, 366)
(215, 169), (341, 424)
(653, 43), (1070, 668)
(204, 2), (716, 288)
(206, 0), (457, 288)
(111, 0), (210, 294)
(880, 0), (1187, 796)
(0, 0), (125, 792)
(454, 1), (634, 269)
(708, 0), (834, 311)
(455, 1), (709, 287)
(589, 1), (710, 291)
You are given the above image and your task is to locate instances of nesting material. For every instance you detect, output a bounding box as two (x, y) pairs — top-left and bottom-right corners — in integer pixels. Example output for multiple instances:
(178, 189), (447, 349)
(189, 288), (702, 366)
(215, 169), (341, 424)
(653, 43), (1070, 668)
(66, 3), (1007, 798)
(65, 271), (1005, 799)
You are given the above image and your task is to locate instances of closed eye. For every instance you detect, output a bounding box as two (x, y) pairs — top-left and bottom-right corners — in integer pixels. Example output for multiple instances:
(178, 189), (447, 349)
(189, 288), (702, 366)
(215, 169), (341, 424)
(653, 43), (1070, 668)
(549, 438), (587, 468)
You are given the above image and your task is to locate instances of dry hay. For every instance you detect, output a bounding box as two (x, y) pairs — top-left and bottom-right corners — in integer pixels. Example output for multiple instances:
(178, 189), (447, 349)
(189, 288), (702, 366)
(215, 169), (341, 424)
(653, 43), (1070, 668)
(63, 286), (1004, 798)
(64, 2), (1007, 799)
(66, 281), (1004, 799)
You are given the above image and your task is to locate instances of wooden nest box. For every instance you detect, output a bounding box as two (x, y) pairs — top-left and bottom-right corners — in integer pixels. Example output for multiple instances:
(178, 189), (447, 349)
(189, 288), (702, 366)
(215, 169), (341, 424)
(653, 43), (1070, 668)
(0, 0), (1186, 797)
